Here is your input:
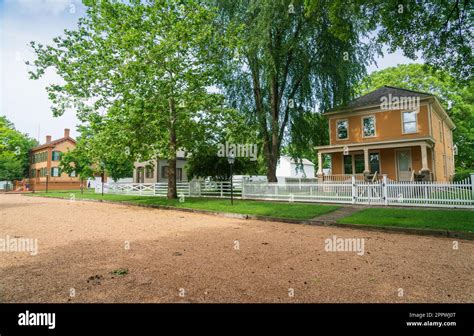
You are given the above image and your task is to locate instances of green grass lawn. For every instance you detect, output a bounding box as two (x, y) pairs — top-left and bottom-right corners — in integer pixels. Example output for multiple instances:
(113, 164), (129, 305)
(27, 190), (339, 220)
(338, 208), (474, 232)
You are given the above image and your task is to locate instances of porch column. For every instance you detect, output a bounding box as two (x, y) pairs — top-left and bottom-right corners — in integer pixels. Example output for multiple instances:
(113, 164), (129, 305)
(420, 144), (429, 172)
(363, 148), (370, 174)
(317, 152), (323, 176)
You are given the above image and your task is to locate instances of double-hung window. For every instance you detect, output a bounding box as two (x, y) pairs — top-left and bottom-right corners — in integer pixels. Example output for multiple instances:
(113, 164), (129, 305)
(337, 120), (349, 140)
(362, 115), (376, 137)
(402, 111), (417, 134)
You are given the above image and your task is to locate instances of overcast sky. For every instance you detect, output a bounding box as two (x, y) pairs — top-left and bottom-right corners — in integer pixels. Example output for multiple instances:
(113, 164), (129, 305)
(1, 0), (419, 143)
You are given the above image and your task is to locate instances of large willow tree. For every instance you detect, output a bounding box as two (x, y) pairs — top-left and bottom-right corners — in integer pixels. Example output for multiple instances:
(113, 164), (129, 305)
(214, 0), (377, 181)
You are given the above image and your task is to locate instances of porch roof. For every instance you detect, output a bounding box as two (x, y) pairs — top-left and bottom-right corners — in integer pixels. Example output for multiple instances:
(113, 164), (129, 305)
(316, 137), (434, 154)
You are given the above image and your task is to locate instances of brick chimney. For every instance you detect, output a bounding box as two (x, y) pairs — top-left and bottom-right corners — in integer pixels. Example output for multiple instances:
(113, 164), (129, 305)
(46, 135), (52, 143)
(64, 128), (70, 138)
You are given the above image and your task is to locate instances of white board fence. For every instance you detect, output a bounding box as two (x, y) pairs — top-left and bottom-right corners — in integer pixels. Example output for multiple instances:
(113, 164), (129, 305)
(98, 174), (474, 208)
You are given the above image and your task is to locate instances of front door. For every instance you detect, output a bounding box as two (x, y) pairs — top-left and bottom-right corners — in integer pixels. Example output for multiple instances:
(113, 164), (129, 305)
(396, 150), (412, 181)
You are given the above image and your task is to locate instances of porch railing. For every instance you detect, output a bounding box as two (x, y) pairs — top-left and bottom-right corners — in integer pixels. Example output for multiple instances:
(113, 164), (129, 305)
(321, 174), (365, 183)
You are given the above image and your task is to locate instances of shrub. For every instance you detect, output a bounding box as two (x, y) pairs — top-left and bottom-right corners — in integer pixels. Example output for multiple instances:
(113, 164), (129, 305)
(453, 170), (473, 182)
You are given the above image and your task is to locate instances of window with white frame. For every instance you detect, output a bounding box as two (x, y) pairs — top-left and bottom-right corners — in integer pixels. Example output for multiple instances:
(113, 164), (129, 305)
(402, 111), (417, 134)
(362, 115), (376, 137)
(337, 119), (348, 140)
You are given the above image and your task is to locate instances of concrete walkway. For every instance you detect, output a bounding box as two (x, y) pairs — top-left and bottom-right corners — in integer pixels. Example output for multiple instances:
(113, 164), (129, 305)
(310, 206), (362, 225)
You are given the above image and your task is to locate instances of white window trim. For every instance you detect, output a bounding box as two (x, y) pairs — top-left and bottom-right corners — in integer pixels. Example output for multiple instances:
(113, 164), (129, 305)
(336, 119), (349, 141)
(361, 115), (376, 138)
(401, 110), (418, 134)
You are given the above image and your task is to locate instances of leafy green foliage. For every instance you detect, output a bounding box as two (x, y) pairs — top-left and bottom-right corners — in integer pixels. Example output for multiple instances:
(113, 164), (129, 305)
(285, 109), (329, 171)
(0, 116), (38, 181)
(185, 108), (265, 180)
(28, 0), (235, 198)
(215, 0), (378, 181)
(359, 63), (473, 171)
(370, 0), (473, 82)
(59, 138), (95, 183)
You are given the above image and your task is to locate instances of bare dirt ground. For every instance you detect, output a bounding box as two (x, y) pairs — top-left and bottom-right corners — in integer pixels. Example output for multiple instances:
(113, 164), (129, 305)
(0, 194), (472, 303)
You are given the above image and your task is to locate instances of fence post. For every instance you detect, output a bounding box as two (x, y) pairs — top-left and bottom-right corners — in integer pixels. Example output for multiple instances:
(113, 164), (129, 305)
(220, 182), (223, 198)
(471, 173), (474, 199)
(351, 175), (356, 204)
(383, 175), (388, 206)
(242, 179), (246, 200)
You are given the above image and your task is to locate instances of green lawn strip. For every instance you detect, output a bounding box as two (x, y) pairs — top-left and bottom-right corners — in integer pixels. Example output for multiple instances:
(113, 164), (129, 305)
(337, 208), (474, 233)
(27, 190), (340, 220)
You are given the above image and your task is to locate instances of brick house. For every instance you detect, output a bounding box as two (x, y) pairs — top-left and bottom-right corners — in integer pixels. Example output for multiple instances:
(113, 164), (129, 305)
(28, 128), (82, 191)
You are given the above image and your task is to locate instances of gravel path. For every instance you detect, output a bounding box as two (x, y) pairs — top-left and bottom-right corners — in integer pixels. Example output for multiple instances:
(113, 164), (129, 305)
(0, 194), (472, 303)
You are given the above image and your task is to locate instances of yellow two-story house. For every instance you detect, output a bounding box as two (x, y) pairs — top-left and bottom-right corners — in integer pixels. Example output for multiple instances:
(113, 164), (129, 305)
(316, 86), (456, 182)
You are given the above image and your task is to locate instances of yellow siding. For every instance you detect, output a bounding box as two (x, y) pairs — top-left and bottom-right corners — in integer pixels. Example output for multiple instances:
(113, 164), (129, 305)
(329, 105), (430, 145)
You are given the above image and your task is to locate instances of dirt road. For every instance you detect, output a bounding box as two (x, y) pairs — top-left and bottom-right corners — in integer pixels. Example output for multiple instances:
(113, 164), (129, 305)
(0, 194), (472, 303)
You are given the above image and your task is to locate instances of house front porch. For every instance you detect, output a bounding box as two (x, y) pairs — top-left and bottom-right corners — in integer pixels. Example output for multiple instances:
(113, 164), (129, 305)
(316, 138), (435, 182)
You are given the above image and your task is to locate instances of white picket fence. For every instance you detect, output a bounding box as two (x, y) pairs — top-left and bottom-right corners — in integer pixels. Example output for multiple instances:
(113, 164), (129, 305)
(97, 175), (474, 208)
(242, 175), (474, 208)
(103, 180), (242, 198)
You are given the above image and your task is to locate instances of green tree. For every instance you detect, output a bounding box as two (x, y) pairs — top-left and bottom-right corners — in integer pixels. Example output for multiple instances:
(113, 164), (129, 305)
(59, 142), (95, 194)
(284, 109), (329, 172)
(0, 116), (38, 182)
(370, 0), (473, 83)
(185, 109), (265, 180)
(215, 0), (376, 181)
(304, 0), (472, 82)
(359, 63), (473, 171)
(28, 0), (234, 199)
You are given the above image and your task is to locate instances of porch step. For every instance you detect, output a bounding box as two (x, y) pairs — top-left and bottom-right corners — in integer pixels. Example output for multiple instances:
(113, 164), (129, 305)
(311, 206), (362, 225)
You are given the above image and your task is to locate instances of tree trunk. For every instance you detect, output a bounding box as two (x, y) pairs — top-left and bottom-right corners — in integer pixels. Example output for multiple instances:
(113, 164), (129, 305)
(267, 75), (279, 182)
(167, 97), (177, 199)
(266, 156), (278, 182)
(250, 58), (280, 183)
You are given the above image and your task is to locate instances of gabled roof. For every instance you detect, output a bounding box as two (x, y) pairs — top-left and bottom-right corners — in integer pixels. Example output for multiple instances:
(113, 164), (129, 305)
(31, 137), (76, 152)
(345, 86), (432, 109)
(329, 86), (432, 112)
